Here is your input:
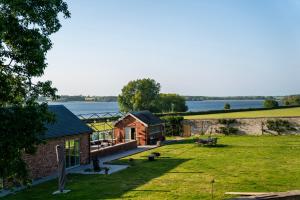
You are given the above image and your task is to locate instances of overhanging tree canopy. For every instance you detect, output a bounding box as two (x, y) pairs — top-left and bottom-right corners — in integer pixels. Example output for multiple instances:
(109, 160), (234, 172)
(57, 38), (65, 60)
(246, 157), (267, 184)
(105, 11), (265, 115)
(0, 0), (70, 185)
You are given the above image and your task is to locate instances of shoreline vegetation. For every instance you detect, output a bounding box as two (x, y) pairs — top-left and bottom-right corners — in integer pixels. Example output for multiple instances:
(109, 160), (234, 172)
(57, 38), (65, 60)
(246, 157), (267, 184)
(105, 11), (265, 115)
(39, 95), (292, 102)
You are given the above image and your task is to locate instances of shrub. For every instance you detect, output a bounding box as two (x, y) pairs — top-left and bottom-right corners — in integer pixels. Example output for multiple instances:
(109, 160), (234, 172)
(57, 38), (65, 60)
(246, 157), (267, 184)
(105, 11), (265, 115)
(266, 119), (296, 135)
(218, 126), (239, 135)
(217, 119), (238, 135)
(224, 103), (231, 110)
(218, 119), (237, 125)
(282, 95), (300, 106)
(263, 99), (279, 108)
(161, 115), (184, 136)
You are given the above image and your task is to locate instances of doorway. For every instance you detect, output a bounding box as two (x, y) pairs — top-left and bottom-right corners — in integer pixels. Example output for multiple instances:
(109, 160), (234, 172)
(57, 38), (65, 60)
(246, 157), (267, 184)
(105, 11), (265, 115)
(125, 127), (136, 142)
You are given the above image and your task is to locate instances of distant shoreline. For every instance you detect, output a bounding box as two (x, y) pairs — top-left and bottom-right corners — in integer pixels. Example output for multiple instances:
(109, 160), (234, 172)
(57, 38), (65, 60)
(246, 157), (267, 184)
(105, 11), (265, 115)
(42, 95), (279, 103)
(49, 99), (268, 103)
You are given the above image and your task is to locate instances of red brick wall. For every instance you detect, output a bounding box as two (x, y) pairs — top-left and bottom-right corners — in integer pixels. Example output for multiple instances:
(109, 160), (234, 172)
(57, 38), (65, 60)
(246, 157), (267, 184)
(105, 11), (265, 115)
(91, 140), (137, 158)
(114, 115), (148, 145)
(23, 133), (90, 180)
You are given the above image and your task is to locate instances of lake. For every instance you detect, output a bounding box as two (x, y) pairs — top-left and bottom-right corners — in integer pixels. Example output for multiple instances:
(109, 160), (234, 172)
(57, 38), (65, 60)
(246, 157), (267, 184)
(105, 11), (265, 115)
(49, 100), (265, 115)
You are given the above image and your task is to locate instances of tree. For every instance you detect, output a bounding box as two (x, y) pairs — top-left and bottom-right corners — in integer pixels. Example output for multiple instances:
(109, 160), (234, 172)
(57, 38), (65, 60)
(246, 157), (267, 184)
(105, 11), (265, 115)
(282, 95), (300, 106)
(224, 103), (231, 110)
(263, 99), (279, 108)
(118, 78), (161, 112)
(0, 1), (70, 185)
(157, 93), (188, 113)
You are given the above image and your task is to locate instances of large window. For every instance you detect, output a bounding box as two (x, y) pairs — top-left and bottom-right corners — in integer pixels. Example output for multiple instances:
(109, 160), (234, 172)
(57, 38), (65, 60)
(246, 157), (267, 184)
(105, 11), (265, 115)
(65, 139), (80, 168)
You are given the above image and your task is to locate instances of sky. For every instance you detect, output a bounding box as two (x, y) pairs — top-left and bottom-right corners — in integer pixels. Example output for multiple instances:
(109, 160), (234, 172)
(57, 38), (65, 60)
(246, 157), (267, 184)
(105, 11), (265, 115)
(42, 0), (300, 96)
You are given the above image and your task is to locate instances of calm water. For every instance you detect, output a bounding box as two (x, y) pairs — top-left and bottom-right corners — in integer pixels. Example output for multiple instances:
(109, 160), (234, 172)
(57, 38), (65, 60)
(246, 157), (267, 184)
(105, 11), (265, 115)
(49, 100), (265, 115)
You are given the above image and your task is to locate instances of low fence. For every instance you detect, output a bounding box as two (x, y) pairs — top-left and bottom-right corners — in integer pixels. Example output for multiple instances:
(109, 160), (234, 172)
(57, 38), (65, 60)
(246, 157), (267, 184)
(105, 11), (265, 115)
(90, 140), (137, 158)
(182, 117), (300, 135)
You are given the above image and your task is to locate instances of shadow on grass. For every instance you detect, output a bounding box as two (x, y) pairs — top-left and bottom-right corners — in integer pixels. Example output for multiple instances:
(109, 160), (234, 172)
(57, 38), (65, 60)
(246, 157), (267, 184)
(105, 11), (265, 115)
(164, 138), (197, 145)
(5, 158), (190, 200)
(167, 171), (204, 174)
(199, 144), (230, 148)
(130, 189), (171, 192)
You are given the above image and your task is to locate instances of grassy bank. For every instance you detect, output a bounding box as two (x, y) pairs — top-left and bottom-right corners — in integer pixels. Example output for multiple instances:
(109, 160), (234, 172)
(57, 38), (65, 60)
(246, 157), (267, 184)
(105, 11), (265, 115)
(4, 136), (300, 200)
(184, 107), (300, 119)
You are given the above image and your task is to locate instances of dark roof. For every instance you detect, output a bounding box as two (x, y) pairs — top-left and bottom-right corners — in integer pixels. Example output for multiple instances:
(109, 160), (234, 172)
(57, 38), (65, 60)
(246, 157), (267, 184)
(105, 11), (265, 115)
(44, 105), (93, 139)
(130, 110), (163, 126)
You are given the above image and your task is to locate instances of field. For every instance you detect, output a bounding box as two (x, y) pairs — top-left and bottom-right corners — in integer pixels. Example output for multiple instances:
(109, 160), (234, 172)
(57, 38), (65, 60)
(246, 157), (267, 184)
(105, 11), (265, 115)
(184, 107), (300, 119)
(5, 136), (300, 200)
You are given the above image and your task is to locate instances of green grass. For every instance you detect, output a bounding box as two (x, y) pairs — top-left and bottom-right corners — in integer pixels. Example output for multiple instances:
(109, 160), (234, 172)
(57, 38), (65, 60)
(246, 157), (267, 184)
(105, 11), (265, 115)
(4, 136), (300, 200)
(184, 107), (300, 119)
(88, 122), (113, 131)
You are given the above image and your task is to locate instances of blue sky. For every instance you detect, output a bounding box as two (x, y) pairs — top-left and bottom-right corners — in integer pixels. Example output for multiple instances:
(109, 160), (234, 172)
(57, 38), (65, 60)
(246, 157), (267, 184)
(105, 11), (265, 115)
(43, 0), (300, 96)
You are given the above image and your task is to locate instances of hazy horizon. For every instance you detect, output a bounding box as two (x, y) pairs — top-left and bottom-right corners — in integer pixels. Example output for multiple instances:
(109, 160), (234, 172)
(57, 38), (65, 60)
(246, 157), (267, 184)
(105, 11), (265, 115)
(41, 0), (300, 96)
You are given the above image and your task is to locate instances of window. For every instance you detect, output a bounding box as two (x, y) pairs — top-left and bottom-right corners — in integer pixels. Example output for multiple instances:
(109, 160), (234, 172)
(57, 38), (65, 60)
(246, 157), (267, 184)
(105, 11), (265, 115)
(65, 139), (80, 168)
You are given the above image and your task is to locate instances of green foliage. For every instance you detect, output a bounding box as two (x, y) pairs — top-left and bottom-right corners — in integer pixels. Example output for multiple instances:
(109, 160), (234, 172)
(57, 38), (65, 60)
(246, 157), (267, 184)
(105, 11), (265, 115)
(224, 103), (231, 110)
(118, 78), (160, 112)
(156, 93), (188, 113)
(266, 119), (296, 135)
(218, 126), (239, 135)
(118, 79), (187, 113)
(0, 0), (70, 184)
(217, 119), (238, 135)
(0, 104), (54, 185)
(218, 119), (237, 125)
(161, 115), (184, 136)
(282, 95), (300, 106)
(263, 99), (279, 108)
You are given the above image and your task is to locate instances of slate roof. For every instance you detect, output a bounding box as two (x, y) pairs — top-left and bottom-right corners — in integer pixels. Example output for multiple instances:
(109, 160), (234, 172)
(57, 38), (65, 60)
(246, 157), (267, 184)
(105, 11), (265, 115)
(44, 105), (93, 139)
(129, 110), (163, 126)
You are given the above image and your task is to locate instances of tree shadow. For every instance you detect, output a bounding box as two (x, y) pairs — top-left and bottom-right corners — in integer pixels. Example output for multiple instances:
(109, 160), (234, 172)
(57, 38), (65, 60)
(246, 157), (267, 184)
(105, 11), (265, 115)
(6, 158), (190, 199)
(69, 158), (189, 199)
(199, 144), (230, 148)
(164, 138), (197, 145)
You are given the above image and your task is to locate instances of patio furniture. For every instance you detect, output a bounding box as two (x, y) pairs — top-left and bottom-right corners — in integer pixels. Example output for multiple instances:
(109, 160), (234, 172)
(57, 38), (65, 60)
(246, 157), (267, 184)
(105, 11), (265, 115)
(196, 137), (218, 146)
(148, 154), (155, 161)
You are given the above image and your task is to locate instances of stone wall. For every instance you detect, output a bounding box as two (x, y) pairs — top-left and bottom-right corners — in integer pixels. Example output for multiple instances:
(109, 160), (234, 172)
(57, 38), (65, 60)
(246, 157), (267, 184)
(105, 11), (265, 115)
(23, 133), (90, 180)
(182, 117), (300, 135)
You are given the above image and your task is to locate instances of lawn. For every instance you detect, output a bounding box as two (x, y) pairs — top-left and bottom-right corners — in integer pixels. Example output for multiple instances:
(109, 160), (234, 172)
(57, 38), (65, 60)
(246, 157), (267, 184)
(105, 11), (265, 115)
(4, 136), (300, 200)
(184, 107), (300, 119)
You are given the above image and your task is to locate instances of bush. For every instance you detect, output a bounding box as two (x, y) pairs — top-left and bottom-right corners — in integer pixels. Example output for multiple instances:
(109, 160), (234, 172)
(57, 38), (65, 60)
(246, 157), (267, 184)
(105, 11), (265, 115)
(217, 119), (238, 135)
(224, 103), (231, 110)
(218, 127), (239, 135)
(266, 119), (296, 135)
(263, 99), (279, 108)
(161, 115), (184, 136)
(218, 119), (237, 125)
(283, 95), (300, 106)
